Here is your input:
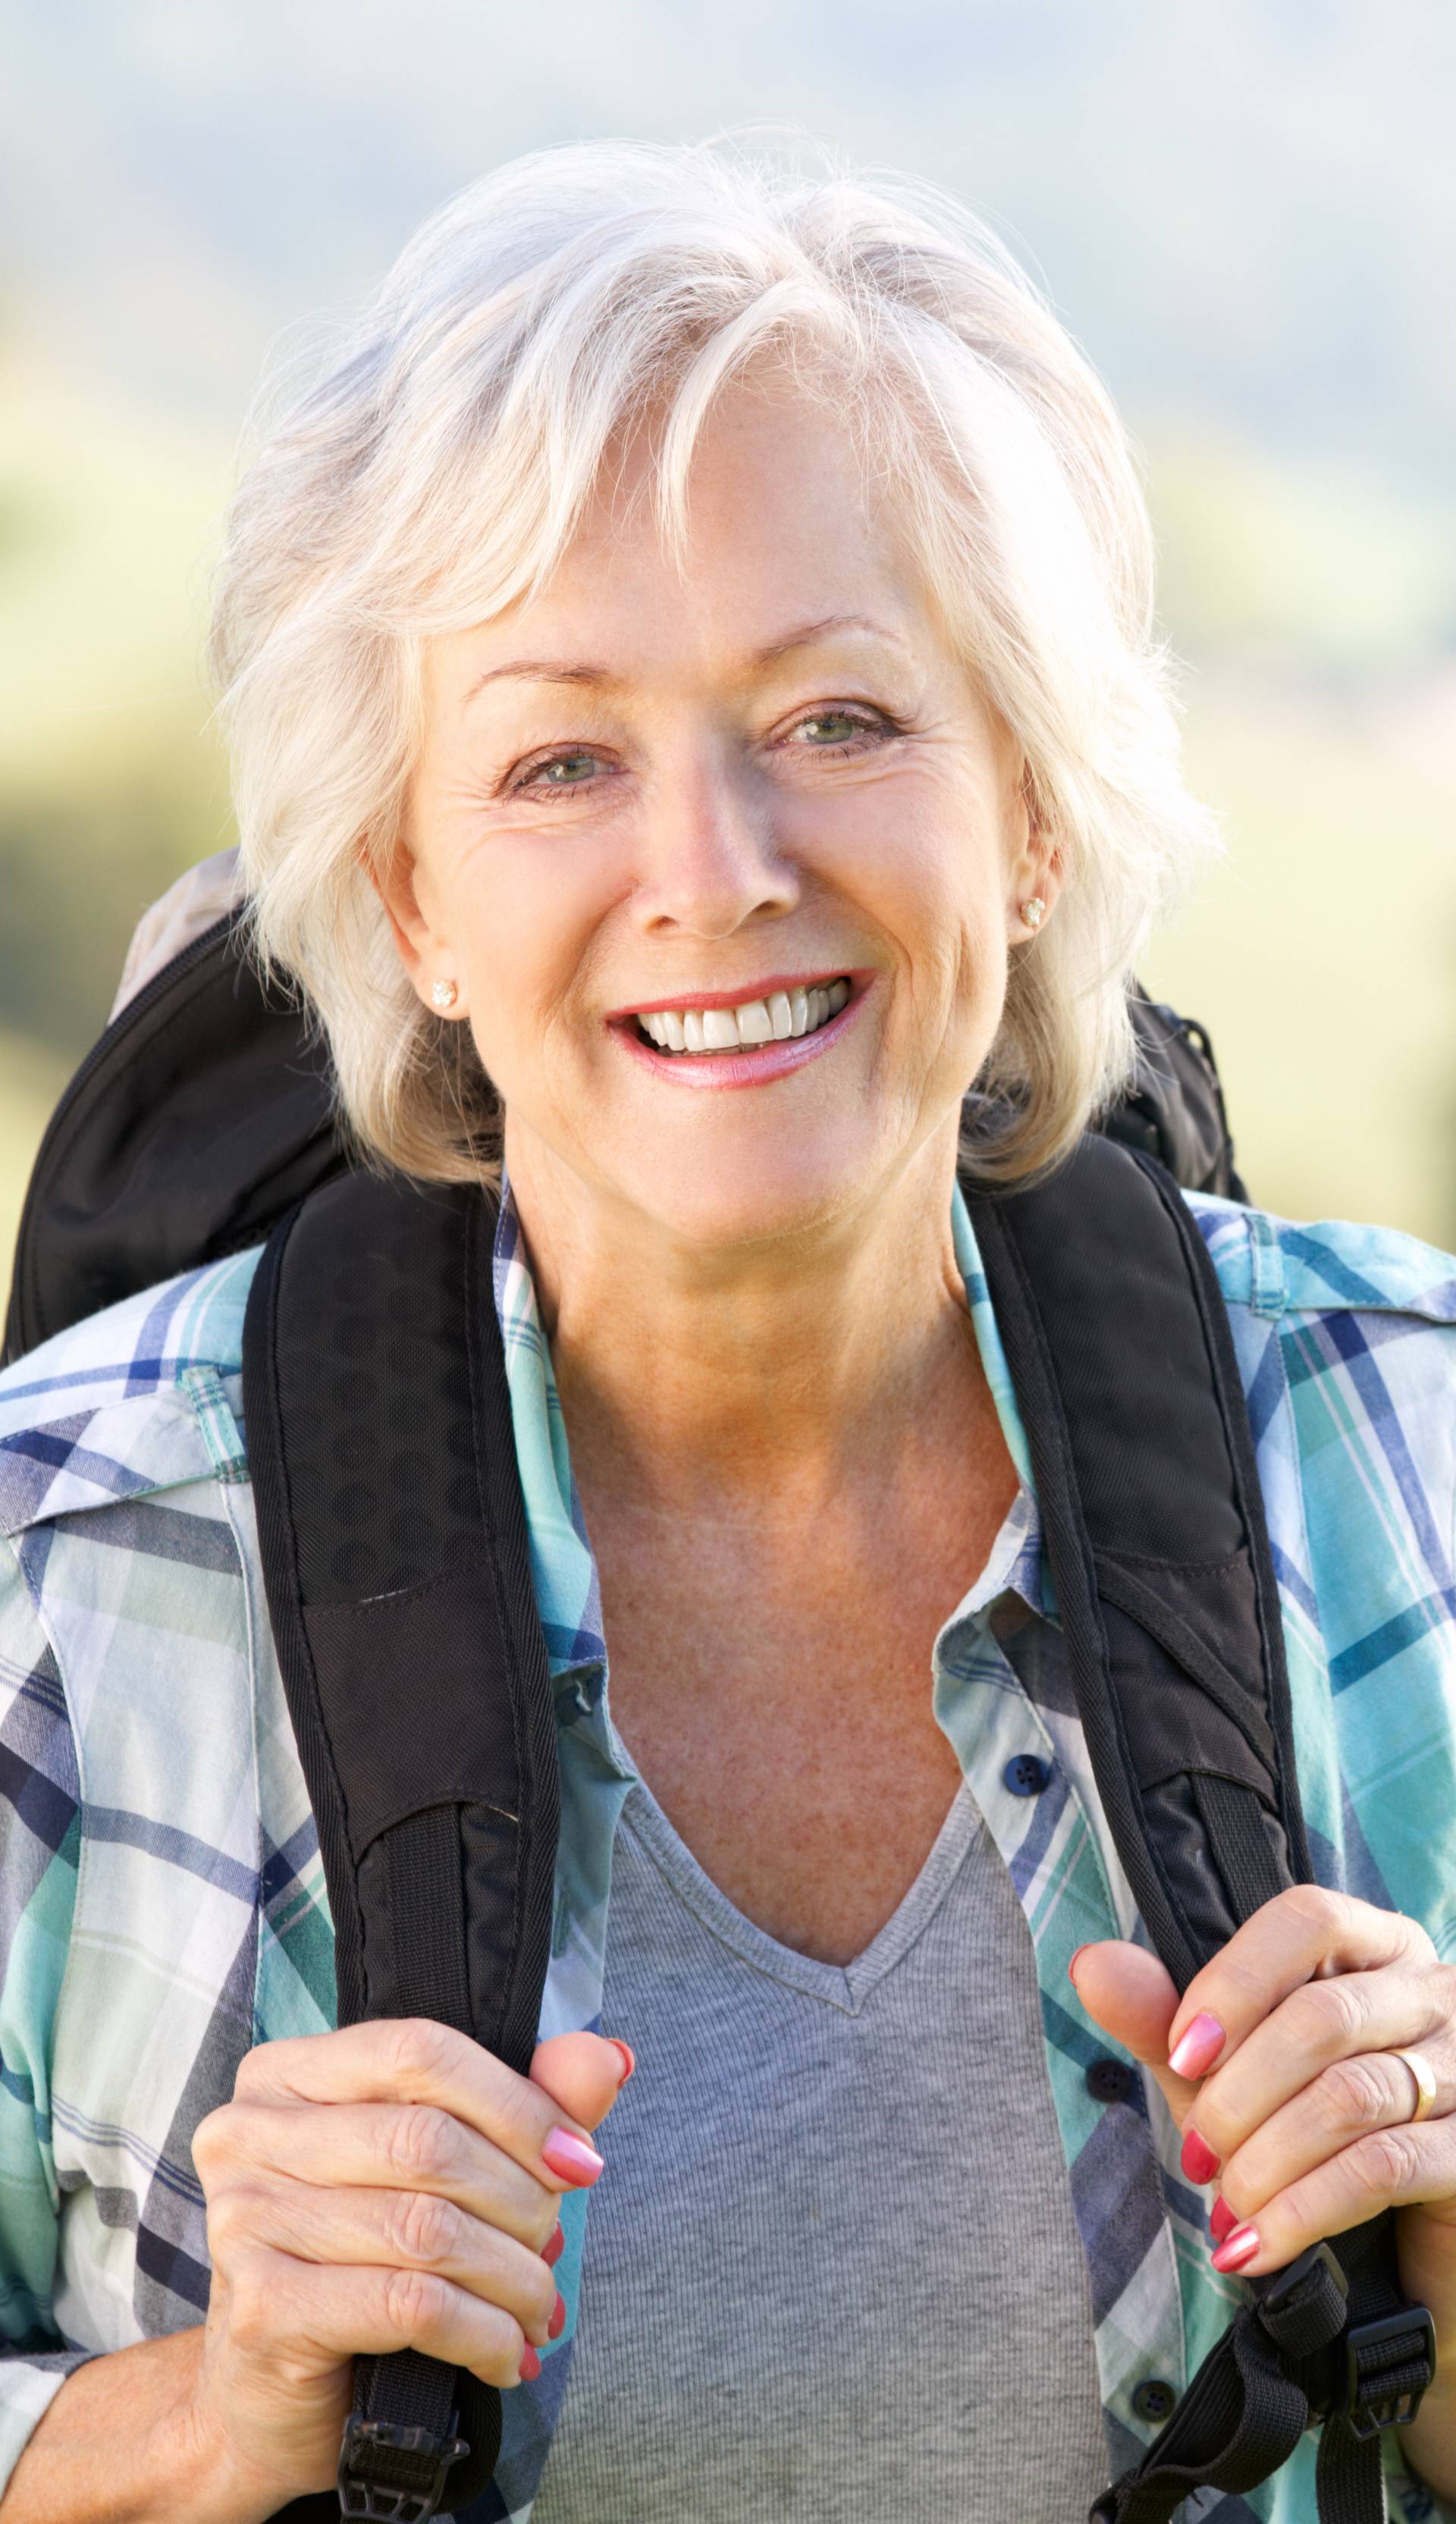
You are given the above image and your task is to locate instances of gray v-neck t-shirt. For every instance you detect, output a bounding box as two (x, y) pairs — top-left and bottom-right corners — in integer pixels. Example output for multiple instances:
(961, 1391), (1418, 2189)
(531, 1763), (1111, 2519)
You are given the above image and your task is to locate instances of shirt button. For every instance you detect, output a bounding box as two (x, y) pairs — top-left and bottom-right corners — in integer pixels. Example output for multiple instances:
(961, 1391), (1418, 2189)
(1085, 2056), (1137, 2105)
(1003, 1753), (1050, 1797)
(1131, 2378), (1178, 2425)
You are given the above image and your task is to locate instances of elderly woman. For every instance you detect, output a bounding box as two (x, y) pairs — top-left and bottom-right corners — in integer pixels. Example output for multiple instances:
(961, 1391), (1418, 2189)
(2, 140), (1455, 2524)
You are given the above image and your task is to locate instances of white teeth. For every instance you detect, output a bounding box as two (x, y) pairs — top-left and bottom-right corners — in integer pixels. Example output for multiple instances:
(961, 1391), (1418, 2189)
(636, 979), (852, 1055)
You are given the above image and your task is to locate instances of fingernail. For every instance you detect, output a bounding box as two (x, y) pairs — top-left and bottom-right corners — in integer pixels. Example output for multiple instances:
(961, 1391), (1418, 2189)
(1169, 2013), (1225, 2080)
(542, 2127), (605, 2187)
(1210, 2223), (1260, 2274)
(1210, 2194), (1238, 2244)
(1181, 2127), (1221, 2185)
(548, 2290), (566, 2340)
(608, 2039), (636, 2085)
(1068, 1945), (1091, 1985)
(543, 2221), (565, 2268)
(519, 2344), (541, 2381)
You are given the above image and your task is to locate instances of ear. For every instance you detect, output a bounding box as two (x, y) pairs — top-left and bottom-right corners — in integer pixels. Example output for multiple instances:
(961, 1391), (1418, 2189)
(1006, 761), (1064, 943)
(359, 833), (465, 1017)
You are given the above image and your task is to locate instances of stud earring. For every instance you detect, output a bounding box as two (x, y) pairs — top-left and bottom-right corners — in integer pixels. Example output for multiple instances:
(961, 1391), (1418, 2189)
(1020, 896), (1046, 931)
(431, 978), (459, 1011)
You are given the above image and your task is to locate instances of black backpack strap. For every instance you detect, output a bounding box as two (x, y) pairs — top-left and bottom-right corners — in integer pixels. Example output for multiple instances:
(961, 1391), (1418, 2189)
(967, 1134), (1307, 1982)
(1086, 2215), (1436, 2524)
(242, 1170), (560, 2522)
(965, 1137), (1434, 2524)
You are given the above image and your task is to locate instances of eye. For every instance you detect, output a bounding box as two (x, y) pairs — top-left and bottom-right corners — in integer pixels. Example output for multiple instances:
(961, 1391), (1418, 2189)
(779, 706), (897, 755)
(509, 746), (615, 796)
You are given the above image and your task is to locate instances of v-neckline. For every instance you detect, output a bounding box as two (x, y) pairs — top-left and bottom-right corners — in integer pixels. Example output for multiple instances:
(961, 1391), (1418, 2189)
(613, 1765), (986, 2016)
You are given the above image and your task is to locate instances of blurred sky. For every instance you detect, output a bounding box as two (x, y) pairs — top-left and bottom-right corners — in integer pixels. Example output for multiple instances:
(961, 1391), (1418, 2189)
(2, 0), (1454, 1258)
(5, 0), (1454, 472)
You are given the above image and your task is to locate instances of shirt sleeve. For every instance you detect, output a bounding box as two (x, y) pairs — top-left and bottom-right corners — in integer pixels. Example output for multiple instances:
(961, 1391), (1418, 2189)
(0, 1533), (95, 2494)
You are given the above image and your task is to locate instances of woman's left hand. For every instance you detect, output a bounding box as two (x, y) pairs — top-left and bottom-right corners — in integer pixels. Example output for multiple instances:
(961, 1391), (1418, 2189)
(1072, 1885), (1456, 2322)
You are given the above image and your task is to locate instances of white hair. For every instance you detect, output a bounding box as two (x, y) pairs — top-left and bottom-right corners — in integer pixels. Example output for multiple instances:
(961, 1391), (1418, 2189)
(210, 134), (1216, 1185)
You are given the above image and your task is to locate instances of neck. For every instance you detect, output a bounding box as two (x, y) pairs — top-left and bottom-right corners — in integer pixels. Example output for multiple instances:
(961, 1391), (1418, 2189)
(502, 1116), (989, 1525)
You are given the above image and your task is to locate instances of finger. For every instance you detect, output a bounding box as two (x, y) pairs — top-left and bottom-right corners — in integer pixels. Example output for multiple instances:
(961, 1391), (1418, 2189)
(1186, 1961), (1455, 2177)
(209, 2178), (560, 2347)
(1219, 2043), (1456, 2229)
(530, 2030), (635, 2133)
(220, 2241), (538, 2389)
(1165, 1888), (1431, 2082)
(208, 2099), (560, 2251)
(233, 2020), (623, 2185)
(1069, 1942), (1197, 2130)
(1200, 2113), (1456, 2280)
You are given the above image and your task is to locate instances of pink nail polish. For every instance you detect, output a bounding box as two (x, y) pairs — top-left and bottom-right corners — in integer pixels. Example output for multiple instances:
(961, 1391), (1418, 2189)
(1169, 2013), (1225, 2080)
(519, 2345), (541, 2381)
(1181, 2127), (1221, 2185)
(542, 2127), (605, 2187)
(1210, 2194), (1237, 2244)
(1068, 1945), (1091, 1985)
(1210, 2223), (1260, 2274)
(548, 2291), (566, 2340)
(609, 2040), (636, 2085)
(543, 2222), (565, 2268)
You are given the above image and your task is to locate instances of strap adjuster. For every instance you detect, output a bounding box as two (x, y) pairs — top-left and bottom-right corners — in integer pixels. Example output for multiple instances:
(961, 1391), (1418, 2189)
(337, 2413), (470, 2522)
(1341, 2306), (1438, 2441)
(1254, 2239), (1349, 2362)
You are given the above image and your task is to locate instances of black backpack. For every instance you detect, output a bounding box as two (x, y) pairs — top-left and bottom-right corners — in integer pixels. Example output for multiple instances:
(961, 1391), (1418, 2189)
(2, 905), (1435, 2524)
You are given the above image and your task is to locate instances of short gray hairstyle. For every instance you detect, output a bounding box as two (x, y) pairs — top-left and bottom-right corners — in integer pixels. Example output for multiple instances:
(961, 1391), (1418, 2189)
(210, 136), (1216, 1186)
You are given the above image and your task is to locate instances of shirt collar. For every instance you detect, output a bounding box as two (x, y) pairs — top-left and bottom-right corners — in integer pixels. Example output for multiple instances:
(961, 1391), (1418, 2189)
(491, 1169), (607, 1677)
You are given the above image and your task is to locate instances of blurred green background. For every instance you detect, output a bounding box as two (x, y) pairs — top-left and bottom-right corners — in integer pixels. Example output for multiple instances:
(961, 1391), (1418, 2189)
(3, 0), (1454, 1301)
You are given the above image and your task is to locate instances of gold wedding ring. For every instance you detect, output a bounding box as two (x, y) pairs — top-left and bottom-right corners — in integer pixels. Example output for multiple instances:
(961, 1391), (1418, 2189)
(1388, 2047), (1439, 2124)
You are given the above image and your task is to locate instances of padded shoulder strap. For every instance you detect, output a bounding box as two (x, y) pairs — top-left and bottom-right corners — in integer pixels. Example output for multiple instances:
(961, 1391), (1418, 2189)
(968, 1141), (1434, 2524)
(243, 1169), (560, 2520)
(965, 1135), (1310, 1986)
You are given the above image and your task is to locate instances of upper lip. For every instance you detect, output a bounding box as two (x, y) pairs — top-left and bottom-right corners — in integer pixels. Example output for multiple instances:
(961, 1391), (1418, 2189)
(606, 968), (858, 1021)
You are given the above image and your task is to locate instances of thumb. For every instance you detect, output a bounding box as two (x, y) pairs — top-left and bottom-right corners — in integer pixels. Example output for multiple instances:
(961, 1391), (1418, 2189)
(528, 2030), (635, 2135)
(1071, 1941), (1200, 2130)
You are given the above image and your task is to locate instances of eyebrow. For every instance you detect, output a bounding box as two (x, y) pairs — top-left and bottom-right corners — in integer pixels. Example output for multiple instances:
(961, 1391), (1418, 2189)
(463, 614), (907, 702)
(751, 613), (908, 669)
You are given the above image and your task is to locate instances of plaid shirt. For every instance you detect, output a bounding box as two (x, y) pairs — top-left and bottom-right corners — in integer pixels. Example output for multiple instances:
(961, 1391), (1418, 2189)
(2, 1182), (1454, 2522)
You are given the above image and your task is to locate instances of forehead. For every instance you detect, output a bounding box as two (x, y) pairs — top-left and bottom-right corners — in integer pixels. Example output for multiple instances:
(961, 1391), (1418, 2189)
(434, 379), (937, 702)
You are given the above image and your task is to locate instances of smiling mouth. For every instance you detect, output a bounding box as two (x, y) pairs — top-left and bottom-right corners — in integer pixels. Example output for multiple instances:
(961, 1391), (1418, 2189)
(632, 978), (851, 1055)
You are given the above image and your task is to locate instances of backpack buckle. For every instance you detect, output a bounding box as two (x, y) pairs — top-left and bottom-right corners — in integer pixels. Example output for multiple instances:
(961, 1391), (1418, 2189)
(1340, 2306), (1438, 2441)
(337, 2413), (470, 2521)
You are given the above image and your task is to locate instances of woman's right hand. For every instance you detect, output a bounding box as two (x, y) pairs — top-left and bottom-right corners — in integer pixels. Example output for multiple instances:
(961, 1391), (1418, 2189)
(184, 2018), (631, 2521)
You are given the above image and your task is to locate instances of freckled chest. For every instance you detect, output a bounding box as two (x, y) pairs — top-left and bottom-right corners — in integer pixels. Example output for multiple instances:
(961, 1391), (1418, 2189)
(585, 1439), (1017, 1970)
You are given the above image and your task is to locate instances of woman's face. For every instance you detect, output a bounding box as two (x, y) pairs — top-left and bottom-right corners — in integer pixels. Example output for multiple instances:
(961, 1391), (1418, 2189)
(388, 379), (1054, 1252)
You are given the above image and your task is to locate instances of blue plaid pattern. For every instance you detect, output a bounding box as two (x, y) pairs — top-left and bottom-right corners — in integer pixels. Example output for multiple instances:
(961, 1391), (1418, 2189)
(1, 1185), (1454, 2521)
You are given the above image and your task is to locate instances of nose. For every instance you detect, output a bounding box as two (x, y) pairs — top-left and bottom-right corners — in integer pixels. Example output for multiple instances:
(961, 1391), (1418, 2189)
(630, 748), (799, 941)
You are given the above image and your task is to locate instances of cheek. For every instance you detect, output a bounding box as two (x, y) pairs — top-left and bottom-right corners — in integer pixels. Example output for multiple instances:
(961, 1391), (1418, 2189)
(845, 799), (1009, 1031)
(447, 840), (615, 1097)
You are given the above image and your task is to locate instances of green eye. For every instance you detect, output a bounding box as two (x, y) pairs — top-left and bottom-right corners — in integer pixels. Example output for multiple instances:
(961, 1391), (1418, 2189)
(536, 752), (598, 785)
(799, 711), (864, 744)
